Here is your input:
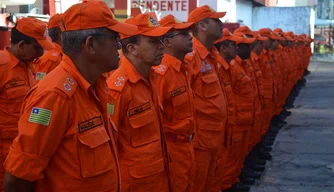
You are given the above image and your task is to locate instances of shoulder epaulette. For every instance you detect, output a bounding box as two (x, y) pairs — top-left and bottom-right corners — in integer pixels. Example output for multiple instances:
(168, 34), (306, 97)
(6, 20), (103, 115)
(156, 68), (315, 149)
(0, 51), (10, 65)
(108, 70), (129, 92)
(54, 73), (78, 98)
(184, 51), (196, 62)
(153, 63), (169, 76)
(42, 51), (60, 63)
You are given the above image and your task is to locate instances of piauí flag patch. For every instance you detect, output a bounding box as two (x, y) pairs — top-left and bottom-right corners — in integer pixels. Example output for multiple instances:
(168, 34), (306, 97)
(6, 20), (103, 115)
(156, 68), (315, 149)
(28, 107), (52, 126)
(36, 72), (46, 80)
(107, 103), (114, 115)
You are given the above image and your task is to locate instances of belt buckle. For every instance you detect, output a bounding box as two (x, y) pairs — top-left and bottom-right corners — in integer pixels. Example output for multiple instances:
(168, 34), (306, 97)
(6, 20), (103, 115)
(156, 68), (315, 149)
(188, 134), (193, 142)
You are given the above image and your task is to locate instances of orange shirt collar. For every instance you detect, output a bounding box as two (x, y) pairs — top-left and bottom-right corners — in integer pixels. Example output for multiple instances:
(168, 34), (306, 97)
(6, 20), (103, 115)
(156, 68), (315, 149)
(217, 55), (229, 70)
(251, 52), (259, 61)
(163, 53), (182, 72)
(53, 43), (63, 54)
(4, 48), (20, 69)
(61, 54), (92, 93)
(235, 55), (242, 64)
(193, 37), (215, 60)
(120, 56), (142, 83)
(262, 49), (267, 54)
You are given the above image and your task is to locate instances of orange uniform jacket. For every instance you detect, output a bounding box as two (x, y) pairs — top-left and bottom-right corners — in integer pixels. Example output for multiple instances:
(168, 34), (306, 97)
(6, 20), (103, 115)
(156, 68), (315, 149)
(185, 38), (228, 150)
(151, 53), (195, 192)
(107, 56), (169, 192)
(0, 49), (36, 187)
(34, 43), (62, 82)
(4, 55), (120, 192)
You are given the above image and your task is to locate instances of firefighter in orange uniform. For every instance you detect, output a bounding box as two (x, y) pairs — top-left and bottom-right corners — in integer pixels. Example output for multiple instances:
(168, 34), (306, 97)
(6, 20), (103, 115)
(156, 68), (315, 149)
(186, 5), (229, 192)
(0, 17), (54, 191)
(4, 1), (136, 191)
(34, 14), (63, 82)
(106, 13), (172, 192)
(214, 29), (254, 192)
(150, 14), (196, 192)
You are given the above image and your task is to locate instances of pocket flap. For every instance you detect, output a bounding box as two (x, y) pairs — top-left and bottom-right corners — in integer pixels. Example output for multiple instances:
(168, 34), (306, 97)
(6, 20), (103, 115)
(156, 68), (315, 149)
(129, 158), (165, 178)
(202, 73), (219, 84)
(240, 76), (251, 84)
(1, 128), (18, 139)
(5, 83), (30, 99)
(78, 126), (110, 148)
(172, 92), (188, 107)
(129, 110), (154, 129)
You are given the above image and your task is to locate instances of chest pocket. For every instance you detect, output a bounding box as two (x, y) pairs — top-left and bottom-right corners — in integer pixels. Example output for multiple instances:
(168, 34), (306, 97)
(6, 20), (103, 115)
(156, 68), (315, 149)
(171, 91), (192, 121)
(129, 109), (160, 148)
(234, 75), (252, 95)
(77, 125), (114, 178)
(201, 73), (221, 99)
(4, 80), (30, 113)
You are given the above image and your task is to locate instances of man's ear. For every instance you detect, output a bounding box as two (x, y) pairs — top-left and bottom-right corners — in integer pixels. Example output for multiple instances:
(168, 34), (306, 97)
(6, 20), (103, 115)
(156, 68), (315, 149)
(126, 43), (138, 56)
(198, 20), (208, 32)
(83, 36), (96, 54)
(163, 38), (172, 47)
(17, 40), (25, 51)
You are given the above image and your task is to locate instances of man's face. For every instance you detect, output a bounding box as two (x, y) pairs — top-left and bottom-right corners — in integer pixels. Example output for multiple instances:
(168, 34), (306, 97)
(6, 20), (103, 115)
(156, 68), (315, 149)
(237, 43), (251, 60)
(271, 40), (279, 50)
(20, 40), (44, 63)
(252, 40), (263, 52)
(165, 29), (193, 53)
(225, 41), (238, 59)
(135, 35), (165, 66)
(263, 38), (273, 50)
(206, 18), (223, 40)
(94, 30), (121, 72)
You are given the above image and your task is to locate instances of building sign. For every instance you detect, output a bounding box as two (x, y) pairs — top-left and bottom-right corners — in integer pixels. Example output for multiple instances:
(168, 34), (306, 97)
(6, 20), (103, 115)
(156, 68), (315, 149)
(132, 0), (189, 20)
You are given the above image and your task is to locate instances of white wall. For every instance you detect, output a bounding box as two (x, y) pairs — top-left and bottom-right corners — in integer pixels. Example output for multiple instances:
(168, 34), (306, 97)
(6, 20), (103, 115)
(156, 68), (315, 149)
(252, 6), (312, 35)
(199, 0), (217, 11)
(218, 0), (237, 22)
(236, 0), (253, 27)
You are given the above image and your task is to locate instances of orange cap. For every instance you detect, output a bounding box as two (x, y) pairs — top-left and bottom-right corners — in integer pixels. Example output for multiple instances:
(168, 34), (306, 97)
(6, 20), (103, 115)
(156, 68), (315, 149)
(234, 26), (253, 36)
(16, 17), (54, 50)
(61, 0), (137, 36)
(48, 14), (62, 29)
(120, 13), (173, 39)
(233, 31), (256, 44)
(214, 28), (243, 44)
(283, 32), (293, 41)
(188, 5), (226, 23)
(252, 31), (268, 41)
(159, 14), (194, 29)
(273, 28), (283, 33)
(258, 28), (277, 40)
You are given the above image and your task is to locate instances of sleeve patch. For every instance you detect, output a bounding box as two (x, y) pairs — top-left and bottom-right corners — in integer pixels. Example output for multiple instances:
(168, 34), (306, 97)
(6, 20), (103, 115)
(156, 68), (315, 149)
(28, 107), (52, 126)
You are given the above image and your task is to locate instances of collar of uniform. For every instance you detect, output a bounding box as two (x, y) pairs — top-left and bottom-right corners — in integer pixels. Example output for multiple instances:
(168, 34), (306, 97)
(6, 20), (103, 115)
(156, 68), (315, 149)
(262, 49), (267, 54)
(217, 55), (229, 70)
(268, 50), (273, 55)
(251, 52), (259, 61)
(163, 53), (182, 72)
(119, 56), (142, 83)
(53, 42), (63, 55)
(278, 44), (283, 49)
(235, 55), (242, 64)
(193, 37), (213, 60)
(61, 54), (92, 93)
(4, 47), (20, 68)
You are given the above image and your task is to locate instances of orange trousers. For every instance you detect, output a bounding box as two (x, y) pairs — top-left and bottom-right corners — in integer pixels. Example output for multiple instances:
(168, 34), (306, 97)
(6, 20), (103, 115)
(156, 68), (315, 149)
(221, 128), (249, 190)
(167, 140), (195, 192)
(262, 98), (273, 135)
(193, 147), (221, 192)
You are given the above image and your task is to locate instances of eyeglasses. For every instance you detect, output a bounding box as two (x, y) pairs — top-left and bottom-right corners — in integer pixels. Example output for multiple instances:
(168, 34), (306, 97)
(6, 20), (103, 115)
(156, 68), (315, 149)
(164, 30), (190, 39)
(90, 33), (122, 49)
(149, 37), (165, 46)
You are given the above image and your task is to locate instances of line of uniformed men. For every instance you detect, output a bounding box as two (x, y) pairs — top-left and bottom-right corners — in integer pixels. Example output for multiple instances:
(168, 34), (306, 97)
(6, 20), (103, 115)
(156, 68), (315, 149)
(0, 1), (312, 191)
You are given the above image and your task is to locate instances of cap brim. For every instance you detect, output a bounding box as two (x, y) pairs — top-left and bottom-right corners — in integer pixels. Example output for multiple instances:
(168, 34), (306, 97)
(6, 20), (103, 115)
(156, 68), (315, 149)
(108, 22), (138, 36)
(142, 26), (173, 37)
(174, 22), (195, 30)
(210, 12), (227, 19)
(36, 38), (55, 51)
(241, 37), (256, 44)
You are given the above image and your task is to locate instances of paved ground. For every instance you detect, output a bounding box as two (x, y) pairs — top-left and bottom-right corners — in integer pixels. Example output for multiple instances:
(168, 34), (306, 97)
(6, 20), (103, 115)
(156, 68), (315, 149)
(251, 61), (334, 192)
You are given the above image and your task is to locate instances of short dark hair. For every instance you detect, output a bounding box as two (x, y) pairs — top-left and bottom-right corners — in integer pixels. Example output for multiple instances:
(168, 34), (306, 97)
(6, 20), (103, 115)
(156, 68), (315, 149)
(214, 40), (232, 51)
(48, 27), (61, 42)
(10, 25), (35, 45)
(192, 18), (210, 37)
(121, 35), (141, 54)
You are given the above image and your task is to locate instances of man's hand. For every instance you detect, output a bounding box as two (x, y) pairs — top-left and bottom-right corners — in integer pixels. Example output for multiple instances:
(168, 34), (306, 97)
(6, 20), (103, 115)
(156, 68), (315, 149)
(4, 172), (35, 192)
